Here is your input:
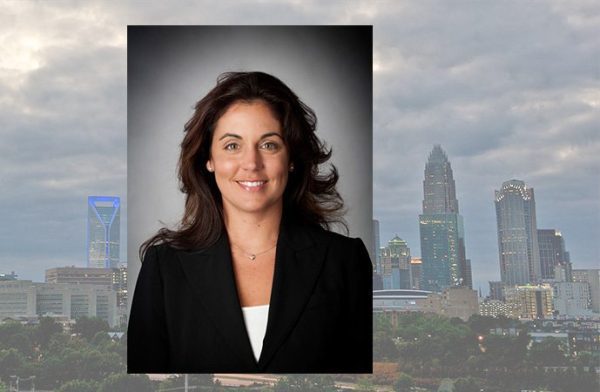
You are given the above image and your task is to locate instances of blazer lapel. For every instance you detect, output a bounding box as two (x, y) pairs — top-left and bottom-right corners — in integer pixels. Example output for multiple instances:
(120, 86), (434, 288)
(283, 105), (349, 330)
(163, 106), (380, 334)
(258, 223), (327, 369)
(176, 234), (258, 370)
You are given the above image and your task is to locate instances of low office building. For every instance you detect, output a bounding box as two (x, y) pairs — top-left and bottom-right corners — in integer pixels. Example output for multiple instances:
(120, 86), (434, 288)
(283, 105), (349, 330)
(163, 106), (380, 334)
(0, 280), (36, 318)
(573, 269), (600, 313)
(505, 284), (553, 320)
(0, 280), (118, 327)
(421, 286), (479, 321)
(479, 299), (520, 319)
(553, 281), (593, 317)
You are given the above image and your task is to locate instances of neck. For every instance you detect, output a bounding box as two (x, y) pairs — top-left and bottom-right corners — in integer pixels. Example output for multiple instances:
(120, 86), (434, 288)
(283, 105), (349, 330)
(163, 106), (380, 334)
(223, 205), (282, 251)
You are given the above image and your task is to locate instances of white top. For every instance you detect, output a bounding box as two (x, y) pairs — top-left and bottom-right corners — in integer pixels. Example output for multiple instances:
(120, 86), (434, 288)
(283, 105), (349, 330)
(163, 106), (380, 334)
(241, 304), (270, 362)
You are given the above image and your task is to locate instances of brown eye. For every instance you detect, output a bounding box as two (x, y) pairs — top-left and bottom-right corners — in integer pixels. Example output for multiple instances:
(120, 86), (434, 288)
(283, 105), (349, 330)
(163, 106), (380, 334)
(261, 141), (280, 151)
(224, 142), (240, 151)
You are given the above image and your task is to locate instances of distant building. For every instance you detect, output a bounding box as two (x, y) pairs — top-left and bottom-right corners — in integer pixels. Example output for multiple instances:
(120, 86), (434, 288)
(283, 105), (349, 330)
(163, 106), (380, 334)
(573, 269), (600, 313)
(0, 272), (18, 281)
(45, 265), (128, 325)
(0, 280), (36, 318)
(87, 196), (120, 269)
(538, 229), (572, 281)
(505, 284), (553, 319)
(0, 280), (118, 327)
(419, 145), (471, 292)
(410, 257), (422, 290)
(373, 273), (383, 291)
(373, 289), (431, 312)
(381, 236), (411, 289)
(554, 264), (572, 283)
(569, 330), (600, 357)
(420, 286), (479, 321)
(46, 267), (113, 285)
(488, 281), (506, 301)
(495, 180), (541, 286)
(112, 265), (128, 325)
(372, 219), (380, 273)
(552, 282), (592, 317)
(479, 299), (519, 319)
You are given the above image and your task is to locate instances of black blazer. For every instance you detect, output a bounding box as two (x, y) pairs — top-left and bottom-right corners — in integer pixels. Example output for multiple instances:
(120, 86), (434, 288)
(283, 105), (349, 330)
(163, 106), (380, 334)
(127, 222), (372, 373)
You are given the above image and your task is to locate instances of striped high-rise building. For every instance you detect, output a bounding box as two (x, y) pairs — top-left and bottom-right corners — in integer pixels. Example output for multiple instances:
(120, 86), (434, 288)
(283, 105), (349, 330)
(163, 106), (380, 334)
(495, 180), (541, 286)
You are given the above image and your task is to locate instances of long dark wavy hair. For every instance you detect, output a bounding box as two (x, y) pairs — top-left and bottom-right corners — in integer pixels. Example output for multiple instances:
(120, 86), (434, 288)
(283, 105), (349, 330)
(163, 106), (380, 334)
(140, 71), (345, 259)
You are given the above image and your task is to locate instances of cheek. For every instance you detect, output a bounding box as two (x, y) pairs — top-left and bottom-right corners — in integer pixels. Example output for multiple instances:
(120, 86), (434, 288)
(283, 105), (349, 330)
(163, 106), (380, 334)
(213, 157), (238, 175)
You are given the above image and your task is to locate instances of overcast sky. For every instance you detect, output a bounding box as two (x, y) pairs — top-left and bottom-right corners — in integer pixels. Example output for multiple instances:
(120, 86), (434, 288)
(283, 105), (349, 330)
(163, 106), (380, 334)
(1, 1), (598, 293)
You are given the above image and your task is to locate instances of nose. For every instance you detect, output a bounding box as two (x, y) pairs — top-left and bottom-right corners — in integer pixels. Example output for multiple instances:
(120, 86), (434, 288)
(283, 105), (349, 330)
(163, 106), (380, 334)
(241, 147), (263, 171)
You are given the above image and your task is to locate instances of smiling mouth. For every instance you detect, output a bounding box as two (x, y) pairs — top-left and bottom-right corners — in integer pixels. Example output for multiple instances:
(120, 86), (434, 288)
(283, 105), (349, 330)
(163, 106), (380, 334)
(236, 180), (267, 191)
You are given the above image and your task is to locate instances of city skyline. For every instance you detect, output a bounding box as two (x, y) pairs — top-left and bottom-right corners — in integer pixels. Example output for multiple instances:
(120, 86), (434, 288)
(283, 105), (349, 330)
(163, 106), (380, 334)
(1, 2), (598, 293)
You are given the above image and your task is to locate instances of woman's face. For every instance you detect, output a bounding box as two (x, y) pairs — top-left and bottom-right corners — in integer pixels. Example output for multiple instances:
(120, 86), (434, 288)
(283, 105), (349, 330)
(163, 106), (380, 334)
(207, 100), (290, 219)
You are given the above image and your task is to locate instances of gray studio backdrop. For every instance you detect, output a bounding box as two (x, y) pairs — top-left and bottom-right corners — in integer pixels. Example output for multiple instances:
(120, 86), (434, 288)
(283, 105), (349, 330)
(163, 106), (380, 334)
(127, 26), (373, 312)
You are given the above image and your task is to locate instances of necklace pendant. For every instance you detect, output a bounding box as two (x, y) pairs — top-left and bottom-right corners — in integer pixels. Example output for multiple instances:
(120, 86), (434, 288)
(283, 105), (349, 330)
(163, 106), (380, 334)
(249, 254), (256, 261)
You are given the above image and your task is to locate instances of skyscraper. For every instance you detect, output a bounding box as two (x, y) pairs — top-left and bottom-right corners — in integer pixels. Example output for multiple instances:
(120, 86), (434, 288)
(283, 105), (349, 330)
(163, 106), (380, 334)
(419, 145), (471, 292)
(537, 229), (571, 281)
(87, 196), (120, 269)
(495, 180), (541, 286)
(372, 219), (381, 274)
(381, 236), (411, 289)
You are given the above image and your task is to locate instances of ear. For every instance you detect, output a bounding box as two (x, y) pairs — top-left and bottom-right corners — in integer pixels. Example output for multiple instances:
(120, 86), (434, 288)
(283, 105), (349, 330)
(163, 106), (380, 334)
(206, 160), (214, 172)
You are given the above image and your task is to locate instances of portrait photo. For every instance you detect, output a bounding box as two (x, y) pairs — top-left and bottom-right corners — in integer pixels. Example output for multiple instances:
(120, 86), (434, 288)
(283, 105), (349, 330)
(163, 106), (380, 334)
(127, 26), (373, 373)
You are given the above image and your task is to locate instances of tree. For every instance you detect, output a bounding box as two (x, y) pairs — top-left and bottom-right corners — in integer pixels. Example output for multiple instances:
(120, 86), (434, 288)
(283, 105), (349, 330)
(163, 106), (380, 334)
(355, 377), (375, 392)
(98, 373), (153, 392)
(453, 377), (480, 392)
(72, 317), (109, 341)
(0, 349), (25, 381)
(5, 332), (34, 358)
(394, 373), (414, 392)
(58, 379), (100, 392)
(34, 317), (63, 349)
(528, 337), (568, 366)
(374, 332), (399, 361)
(274, 375), (337, 391)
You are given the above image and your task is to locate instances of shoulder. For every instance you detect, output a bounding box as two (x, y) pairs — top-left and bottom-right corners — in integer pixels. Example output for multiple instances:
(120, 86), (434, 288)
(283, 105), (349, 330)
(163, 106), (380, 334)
(305, 224), (366, 251)
(290, 224), (371, 266)
(142, 243), (177, 264)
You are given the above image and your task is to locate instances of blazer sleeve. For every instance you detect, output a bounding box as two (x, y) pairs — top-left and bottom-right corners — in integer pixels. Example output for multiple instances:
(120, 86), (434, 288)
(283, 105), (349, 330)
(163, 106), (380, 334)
(127, 246), (169, 373)
(346, 237), (374, 372)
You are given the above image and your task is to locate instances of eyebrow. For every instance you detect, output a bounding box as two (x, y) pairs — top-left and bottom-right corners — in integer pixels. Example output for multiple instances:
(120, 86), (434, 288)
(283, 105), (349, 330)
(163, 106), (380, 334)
(218, 132), (284, 141)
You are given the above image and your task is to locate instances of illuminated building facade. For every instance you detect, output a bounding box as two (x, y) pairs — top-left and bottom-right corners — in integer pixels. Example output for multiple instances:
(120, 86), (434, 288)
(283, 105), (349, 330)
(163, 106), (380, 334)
(495, 180), (541, 286)
(381, 236), (411, 289)
(538, 229), (571, 281)
(87, 196), (120, 269)
(504, 284), (553, 319)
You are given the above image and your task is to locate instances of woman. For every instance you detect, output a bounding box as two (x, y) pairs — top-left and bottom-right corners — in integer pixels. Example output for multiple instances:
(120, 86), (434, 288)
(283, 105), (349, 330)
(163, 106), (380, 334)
(127, 72), (372, 373)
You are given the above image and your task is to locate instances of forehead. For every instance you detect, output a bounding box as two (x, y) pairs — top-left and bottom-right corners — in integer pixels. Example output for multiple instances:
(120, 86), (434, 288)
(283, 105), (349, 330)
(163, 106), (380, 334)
(214, 100), (281, 136)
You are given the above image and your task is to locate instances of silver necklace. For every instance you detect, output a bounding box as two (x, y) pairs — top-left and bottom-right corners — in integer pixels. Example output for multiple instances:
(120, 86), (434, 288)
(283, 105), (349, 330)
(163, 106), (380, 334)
(231, 243), (276, 261)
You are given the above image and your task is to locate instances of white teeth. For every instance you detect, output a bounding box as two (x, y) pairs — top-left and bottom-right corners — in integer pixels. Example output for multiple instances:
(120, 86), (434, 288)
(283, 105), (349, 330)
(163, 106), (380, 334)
(239, 181), (265, 187)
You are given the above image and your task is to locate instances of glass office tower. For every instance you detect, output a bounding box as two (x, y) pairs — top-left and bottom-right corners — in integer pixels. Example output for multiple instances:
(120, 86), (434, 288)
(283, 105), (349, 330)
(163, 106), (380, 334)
(537, 229), (571, 281)
(495, 180), (541, 286)
(87, 196), (120, 269)
(419, 145), (470, 292)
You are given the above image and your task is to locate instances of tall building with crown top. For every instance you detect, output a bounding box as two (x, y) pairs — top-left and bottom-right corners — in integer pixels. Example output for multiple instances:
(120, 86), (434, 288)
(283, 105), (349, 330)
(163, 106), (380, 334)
(495, 180), (541, 286)
(87, 196), (120, 269)
(419, 145), (471, 292)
